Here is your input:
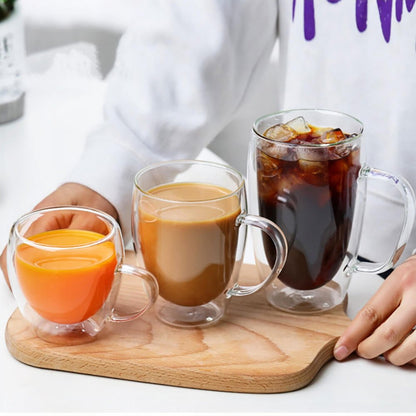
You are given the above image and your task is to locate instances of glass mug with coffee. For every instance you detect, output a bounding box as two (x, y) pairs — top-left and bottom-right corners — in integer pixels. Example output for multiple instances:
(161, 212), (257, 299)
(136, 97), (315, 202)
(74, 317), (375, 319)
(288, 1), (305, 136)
(248, 109), (416, 314)
(132, 160), (288, 328)
(7, 206), (159, 344)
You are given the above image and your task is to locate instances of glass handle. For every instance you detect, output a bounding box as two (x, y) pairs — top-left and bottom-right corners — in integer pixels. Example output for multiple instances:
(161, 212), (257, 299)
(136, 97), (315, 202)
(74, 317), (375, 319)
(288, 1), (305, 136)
(355, 165), (416, 274)
(109, 264), (159, 322)
(226, 214), (288, 298)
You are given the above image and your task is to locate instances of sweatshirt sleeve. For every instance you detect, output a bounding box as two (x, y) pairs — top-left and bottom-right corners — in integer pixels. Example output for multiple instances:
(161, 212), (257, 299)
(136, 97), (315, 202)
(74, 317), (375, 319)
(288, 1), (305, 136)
(66, 0), (278, 242)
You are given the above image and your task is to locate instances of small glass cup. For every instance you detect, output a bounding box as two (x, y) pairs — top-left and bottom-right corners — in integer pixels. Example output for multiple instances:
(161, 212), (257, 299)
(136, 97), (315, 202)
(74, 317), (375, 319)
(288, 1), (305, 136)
(132, 160), (288, 328)
(248, 109), (416, 314)
(7, 206), (159, 344)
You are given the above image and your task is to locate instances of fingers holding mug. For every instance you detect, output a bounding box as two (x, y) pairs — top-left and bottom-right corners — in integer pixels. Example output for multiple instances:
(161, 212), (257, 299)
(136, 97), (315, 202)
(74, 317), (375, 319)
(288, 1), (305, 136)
(334, 258), (416, 365)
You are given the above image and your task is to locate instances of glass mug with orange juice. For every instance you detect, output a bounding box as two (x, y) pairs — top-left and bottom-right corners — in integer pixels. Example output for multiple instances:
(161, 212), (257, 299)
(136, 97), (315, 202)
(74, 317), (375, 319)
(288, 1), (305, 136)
(132, 160), (288, 328)
(7, 206), (159, 344)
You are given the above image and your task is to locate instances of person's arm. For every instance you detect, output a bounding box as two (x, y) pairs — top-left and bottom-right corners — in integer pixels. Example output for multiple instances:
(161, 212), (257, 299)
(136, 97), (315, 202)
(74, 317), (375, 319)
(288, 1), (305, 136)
(67, 0), (279, 239)
(334, 255), (416, 366)
(1, 0), (278, 285)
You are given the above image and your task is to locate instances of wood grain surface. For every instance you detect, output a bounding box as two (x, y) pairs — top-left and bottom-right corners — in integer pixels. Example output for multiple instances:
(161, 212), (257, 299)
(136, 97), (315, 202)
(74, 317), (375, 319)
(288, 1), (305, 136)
(5, 262), (351, 393)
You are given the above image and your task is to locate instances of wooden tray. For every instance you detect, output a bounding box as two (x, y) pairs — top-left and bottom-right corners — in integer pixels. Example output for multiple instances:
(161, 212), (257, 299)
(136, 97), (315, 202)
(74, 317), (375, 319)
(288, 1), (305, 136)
(5, 262), (351, 393)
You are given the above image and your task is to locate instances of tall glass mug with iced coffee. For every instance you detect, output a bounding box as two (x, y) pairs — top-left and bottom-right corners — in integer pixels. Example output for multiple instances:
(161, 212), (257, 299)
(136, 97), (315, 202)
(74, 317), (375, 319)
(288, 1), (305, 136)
(248, 109), (415, 313)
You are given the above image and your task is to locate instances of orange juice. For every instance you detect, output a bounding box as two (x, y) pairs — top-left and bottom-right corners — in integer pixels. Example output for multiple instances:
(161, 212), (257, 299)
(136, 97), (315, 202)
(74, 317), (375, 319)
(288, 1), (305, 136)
(15, 229), (117, 324)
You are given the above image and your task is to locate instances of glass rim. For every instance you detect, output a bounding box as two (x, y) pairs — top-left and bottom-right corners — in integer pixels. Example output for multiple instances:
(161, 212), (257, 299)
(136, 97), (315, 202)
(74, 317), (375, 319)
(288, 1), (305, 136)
(13, 206), (117, 250)
(252, 108), (363, 148)
(134, 159), (245, 204)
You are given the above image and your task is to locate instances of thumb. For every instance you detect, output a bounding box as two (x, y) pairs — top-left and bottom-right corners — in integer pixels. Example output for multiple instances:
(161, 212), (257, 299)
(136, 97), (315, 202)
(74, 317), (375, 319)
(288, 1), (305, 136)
(0, 246), (11, 290)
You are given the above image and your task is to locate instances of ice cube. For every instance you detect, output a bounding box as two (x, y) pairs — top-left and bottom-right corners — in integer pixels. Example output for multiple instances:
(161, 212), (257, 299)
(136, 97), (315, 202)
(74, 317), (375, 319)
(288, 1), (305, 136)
(308, 126), (332, 144)
(296, 147), (329, 161)
(263, 123), (296, 142)
(259, 139), (297, 161)
(277, 175), (299, 194)
(298, 159), (327, 174)
(330, 144), (360, 162)
(298, 159), (329, 186)
(321, 128), (346, 144)
(330, 144), (350, 159)
(257, 150), (280, 178)
(285, 116), (312, 134)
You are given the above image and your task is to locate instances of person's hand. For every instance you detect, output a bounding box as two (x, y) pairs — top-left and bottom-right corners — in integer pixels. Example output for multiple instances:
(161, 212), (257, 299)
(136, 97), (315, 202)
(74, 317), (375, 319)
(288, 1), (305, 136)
(0, 183), (119, 289)
(334, 255), (416, 366)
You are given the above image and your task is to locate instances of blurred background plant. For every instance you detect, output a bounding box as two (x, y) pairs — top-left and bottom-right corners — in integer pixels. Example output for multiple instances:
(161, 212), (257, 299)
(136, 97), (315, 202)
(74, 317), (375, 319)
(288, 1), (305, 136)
(0, 0), (15, 21)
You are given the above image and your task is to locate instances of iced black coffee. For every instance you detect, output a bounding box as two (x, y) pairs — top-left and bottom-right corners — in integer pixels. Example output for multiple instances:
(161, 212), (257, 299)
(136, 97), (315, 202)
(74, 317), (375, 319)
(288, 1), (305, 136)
(257, 116), (361, 290)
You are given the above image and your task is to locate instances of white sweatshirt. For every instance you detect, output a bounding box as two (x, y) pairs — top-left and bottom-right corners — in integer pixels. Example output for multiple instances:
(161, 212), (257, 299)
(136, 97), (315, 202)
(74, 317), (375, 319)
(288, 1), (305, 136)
(68, 0), (416, 264)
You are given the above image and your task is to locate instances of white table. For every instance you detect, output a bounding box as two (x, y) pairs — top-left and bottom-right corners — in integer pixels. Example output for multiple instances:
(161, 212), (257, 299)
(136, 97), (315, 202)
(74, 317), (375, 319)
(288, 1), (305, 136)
(0, 47), (414, 415)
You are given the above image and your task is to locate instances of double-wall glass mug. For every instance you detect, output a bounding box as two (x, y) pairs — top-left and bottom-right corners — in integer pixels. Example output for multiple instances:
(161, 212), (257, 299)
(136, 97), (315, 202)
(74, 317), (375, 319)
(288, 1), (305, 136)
(248, 109), (416, 314)
(7, 206), (159, 344)
(132, 160), (288, 328)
